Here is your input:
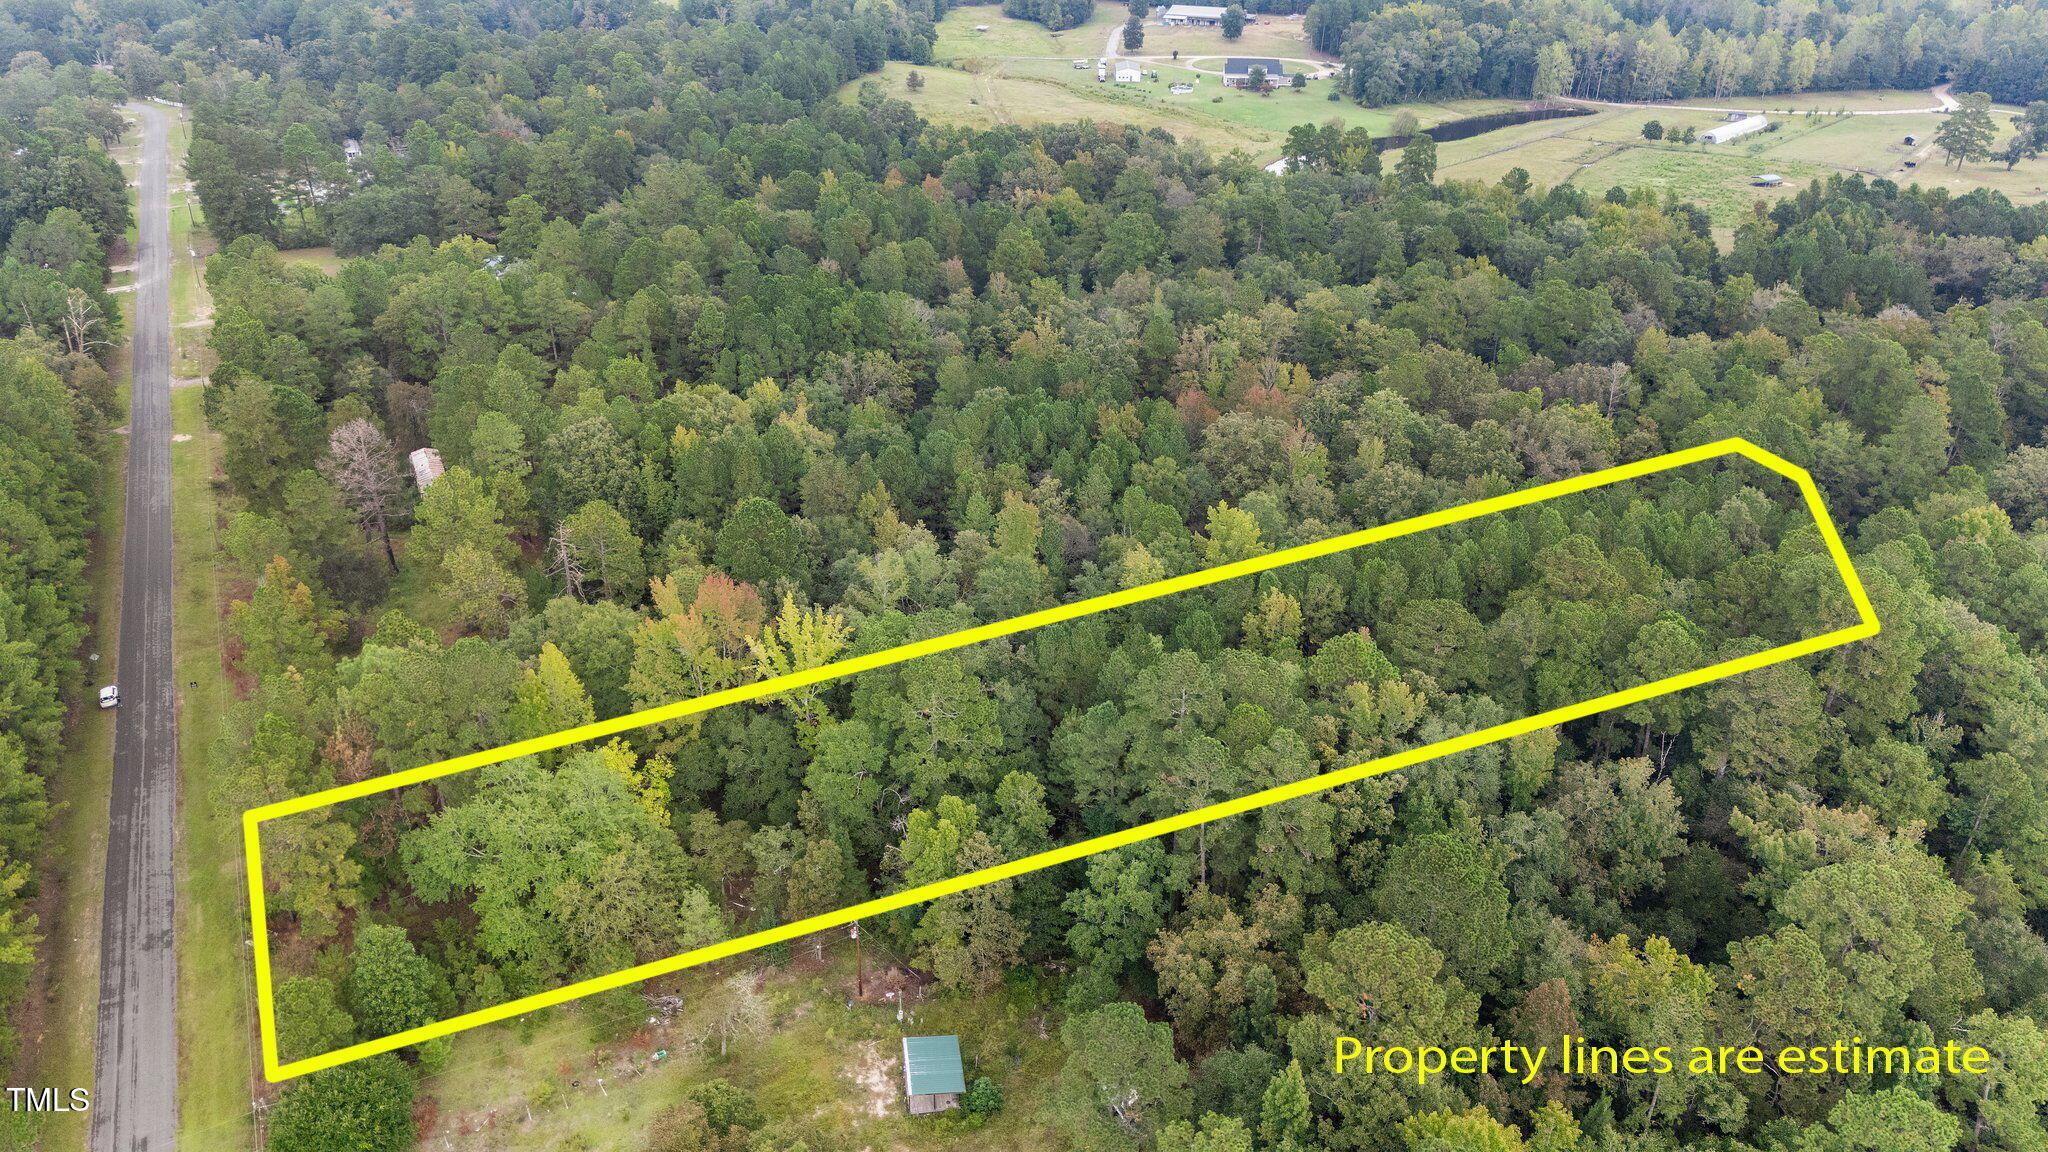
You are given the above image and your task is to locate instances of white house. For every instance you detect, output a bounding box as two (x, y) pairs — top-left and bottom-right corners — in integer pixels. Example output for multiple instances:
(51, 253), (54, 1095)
(1114, 63), (1142, 83)
(1702, 114), (1767, 144)
(1222, 57), (1287, 89)
(1160, 4), (1228, 25)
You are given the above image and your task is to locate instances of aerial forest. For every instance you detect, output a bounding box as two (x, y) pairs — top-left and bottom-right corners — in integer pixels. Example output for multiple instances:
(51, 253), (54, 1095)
(1305, 0), (2048, 108)
(4, 0), (2048, 1148)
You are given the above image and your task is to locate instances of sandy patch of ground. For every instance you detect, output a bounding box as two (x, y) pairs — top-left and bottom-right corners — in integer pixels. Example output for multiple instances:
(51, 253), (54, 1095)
(849, 1038), (899, 1119)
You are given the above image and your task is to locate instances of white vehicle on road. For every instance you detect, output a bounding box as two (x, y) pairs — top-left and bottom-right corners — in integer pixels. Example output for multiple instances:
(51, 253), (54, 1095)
(98, 684), (119, 709)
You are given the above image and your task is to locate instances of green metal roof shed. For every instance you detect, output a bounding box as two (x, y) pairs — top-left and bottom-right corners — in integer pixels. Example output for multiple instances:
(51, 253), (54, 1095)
(902, 1035), (966, 1113)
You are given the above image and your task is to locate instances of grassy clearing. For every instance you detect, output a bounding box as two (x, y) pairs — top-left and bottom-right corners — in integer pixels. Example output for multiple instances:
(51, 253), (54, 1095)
(1688, 88), (1949, 113)
(934, 3), (1119, 66)
(276, 246), (346, 275)
(1435, 102), (2048, 228)
(418, 941), (1072, 1151)
(934, 7), (1067, 59)
(935, 3), (1326, 66)
(858, 56), (1506, 160)
(1138, 12), (1322, 60)
(172, 379), (255, 1152)
(164, 113), (215, 380)
(897, 4), (1446, 159)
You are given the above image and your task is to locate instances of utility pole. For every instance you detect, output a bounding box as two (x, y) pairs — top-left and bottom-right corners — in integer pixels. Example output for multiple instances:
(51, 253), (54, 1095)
(851, 920), (863, 998)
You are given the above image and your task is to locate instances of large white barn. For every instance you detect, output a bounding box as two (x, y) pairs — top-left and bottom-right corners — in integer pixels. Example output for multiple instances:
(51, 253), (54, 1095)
(1702, 114), (1768, 144)
(1160, 4), (1228, 25)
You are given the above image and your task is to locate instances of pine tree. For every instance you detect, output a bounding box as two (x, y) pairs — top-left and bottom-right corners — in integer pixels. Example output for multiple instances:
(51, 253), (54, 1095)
(1935, 92), (1998, 167)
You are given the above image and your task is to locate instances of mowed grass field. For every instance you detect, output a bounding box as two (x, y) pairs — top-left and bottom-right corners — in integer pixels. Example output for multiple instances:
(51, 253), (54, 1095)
(276, 246), (347, 275)
(860, 5), (1513, 159)
(1437, 102), (2048, 229)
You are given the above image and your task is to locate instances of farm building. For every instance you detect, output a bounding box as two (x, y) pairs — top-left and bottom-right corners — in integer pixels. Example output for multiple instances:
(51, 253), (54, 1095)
(903, 1036), (966, 1116)
(1222, 57), (1288, 89)
(1115, 63), (1142, 82)
(409, 447), (444, 490)
(1752, 173), (1784, 187)
(1702, 114), (1767, 144)
(1160, 4), (1228, 25)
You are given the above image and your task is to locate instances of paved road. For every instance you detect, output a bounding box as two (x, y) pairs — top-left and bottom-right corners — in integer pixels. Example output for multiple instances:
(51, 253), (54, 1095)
(91, 100), (180, 1152)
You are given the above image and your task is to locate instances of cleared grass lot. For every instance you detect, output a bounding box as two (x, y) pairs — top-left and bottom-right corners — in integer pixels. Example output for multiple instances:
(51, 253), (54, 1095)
(862, 24), (1513, 164)
(1438, 104), (2048, 229)
(416, 943), (1070, 1152)
(1139, 14), (1322, 60)
(860, 58), (1512, 159)
(1685, 89), (1953, 113)
(276, 246), (347, 275)
(934, 3), (1117, 62)
(903, 3), (1457, 157)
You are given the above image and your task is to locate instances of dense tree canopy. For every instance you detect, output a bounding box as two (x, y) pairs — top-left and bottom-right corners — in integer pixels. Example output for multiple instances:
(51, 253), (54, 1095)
(30, 0), (2043, 1145)
(0, 60), (122, 1081)
(1309, 0), (2048, 107)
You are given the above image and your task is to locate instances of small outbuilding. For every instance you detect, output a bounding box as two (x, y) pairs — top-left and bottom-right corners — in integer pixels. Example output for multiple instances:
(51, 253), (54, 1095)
(1752, 173), (1784, 187)
(409, 446), (444, 490)
(1115, 63), (1142, 83)
(903, 1035), (966, 1116)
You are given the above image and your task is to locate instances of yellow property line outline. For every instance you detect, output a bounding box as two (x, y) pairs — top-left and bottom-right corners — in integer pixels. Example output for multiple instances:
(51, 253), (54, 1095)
(244, 437), (1878, 1081)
